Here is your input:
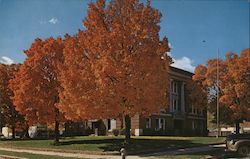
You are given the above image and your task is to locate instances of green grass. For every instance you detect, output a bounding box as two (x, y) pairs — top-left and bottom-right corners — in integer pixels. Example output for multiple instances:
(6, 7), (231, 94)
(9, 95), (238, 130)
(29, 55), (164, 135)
(0, 136), (225, 155)
(0, 150), (76, 159)
(160, 148), (240, 159)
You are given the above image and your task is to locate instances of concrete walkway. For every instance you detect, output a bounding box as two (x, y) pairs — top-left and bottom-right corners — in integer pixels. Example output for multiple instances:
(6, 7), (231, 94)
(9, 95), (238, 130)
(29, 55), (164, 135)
(0, 154), (27, 159)
(0, 147), (142, 159)
(0, 144), (226, 159)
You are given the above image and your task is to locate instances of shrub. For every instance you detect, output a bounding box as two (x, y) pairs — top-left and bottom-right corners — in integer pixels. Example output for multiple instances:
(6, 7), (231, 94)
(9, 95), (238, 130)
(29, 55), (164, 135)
(112, 129), (119, 136)
(119, 128), (126, 135)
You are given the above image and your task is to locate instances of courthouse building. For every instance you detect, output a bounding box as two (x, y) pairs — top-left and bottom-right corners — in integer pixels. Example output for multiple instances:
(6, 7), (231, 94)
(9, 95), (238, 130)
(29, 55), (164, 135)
(65, 66), (207, 136)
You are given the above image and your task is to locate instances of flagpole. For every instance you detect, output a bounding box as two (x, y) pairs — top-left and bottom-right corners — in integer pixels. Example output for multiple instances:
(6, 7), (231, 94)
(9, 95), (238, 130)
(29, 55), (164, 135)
(216, 49), (220, 138)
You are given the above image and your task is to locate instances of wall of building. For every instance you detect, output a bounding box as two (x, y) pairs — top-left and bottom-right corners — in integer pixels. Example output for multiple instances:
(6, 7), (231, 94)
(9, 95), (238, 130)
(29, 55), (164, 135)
(75, 67), (208, 137)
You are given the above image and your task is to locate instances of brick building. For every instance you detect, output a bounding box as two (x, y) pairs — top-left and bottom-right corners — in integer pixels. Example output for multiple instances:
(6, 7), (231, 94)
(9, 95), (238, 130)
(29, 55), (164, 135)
(64, 66), (207, 136)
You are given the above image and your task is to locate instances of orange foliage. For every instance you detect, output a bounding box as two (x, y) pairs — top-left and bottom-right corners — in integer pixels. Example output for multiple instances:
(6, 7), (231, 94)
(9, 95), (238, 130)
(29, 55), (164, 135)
(220, 49), (250, 120)
(0, 64), (24, 128)
(186, 79), (207, 109)
(193, 48), (250, 123)
(56, 34), (104, 120)
(57, 0), (172, 121)
(9, 38), (65, 126)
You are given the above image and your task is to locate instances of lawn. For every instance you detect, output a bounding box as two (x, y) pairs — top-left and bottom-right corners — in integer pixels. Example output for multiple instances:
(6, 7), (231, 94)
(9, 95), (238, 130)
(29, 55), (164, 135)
(0, 150), (75, 159)
(0, 136), (225, 155)
(160, 147), (242, 159)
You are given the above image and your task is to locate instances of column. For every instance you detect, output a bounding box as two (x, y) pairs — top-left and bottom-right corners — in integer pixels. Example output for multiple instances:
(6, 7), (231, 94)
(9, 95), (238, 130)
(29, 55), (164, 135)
(169, 79), (173, 112)
(181, 82), (185, 113)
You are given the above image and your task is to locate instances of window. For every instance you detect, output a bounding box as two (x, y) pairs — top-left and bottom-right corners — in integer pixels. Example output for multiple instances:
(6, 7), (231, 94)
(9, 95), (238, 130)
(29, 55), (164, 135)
(146, 118), (151, 128)
(110, 119), (116, 130)
(201, 109), (205, 116)
(171, 81), (180, 112)
(203, 109), (206, 116)
(155, 118), (165, 130)
(191, 106), (204, 115)
(192, 121), (195, 130)
(172, 82), (178, 93)
(173, 98), (178, 111)
(156, 118), (160, 130)
(107, 119), (111, 130)
(192, 106), (197, 114)
(160, 118), (165, 130)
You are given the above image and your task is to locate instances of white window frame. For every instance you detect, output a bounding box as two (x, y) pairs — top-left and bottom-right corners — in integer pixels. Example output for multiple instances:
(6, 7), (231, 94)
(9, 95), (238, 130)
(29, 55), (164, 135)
(110, 119), (116, 130)
(155, 118), (165, 130)
(160, 118), (165, 130)
(146, 118), (151, 128)
(172, 81), (178, 94)
(173, 98), (178, 111)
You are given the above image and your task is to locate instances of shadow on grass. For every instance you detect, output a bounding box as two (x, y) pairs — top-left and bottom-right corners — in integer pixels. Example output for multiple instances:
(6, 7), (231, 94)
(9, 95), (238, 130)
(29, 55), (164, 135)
(59, 137), (212, 155)
(0, 138), (50, 141)
(0, 137), (226, 156)
(59, 138), (123, 152)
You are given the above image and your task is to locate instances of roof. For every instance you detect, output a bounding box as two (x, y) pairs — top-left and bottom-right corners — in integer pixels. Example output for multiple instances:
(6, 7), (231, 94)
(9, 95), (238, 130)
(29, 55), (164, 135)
(169, 66), (194, 77)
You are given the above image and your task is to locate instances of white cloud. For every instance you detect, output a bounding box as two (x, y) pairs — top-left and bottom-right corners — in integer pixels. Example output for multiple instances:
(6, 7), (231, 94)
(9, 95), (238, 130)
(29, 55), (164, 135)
(166, 52), (172, 57)
(0, 56), (14, 65)
(171, 56), (195, 72)
(39, 20), (47, 24)
(166, 41), (194, 72)
(168, 42), (173, 49)
(48, 18), (58, 24)
(39, 17), (59, 25)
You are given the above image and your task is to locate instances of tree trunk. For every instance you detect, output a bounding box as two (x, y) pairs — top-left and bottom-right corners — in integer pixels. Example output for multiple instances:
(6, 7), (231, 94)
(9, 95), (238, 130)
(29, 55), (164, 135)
(54, 120), (60, 145)
(12, 125), (16, 139)
(235, 120), (240, 134)
(0, 112), (2, 133)
(125, 115), (131, 144)
(120, 115), (124, 129)
(23, 124), (30, 139)
(53, 108), (60, 145)
(11, 117), (16, 139)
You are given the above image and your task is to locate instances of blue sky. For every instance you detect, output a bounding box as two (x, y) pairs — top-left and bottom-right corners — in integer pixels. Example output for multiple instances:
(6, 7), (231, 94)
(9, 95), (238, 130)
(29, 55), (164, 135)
(0, 0), (249, 72)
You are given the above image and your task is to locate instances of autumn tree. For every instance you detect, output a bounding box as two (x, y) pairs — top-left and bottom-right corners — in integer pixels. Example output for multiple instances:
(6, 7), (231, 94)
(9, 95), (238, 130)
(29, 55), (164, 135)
(219, 49), (250, 133)
(9, 38), (64, 144)
(186, 78), (207, 111)
(0, 64), (24, 139)
(193, 48), (250, 134)
(57, 33), (109, 122)
(58, 0), (171, 143)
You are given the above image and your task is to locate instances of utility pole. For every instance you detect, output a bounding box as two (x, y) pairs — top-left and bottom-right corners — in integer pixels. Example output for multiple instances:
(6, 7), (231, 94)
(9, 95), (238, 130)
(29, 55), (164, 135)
(216, 49), (220, 138)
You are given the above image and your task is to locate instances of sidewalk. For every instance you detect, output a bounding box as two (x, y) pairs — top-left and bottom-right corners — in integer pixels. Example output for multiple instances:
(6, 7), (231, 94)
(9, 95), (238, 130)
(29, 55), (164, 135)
(0, 144), (226, 159)
(0, 147), (143, 159)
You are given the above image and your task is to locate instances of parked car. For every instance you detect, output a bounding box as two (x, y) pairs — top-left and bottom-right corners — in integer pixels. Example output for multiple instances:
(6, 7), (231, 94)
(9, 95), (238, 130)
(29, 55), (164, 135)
(225, 133), (250, 156)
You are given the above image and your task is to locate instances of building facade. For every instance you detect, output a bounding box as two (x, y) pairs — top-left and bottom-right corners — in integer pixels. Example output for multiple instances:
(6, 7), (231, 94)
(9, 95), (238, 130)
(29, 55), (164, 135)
(108, 66), (207, 136)
(65, 66), (207, 136)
